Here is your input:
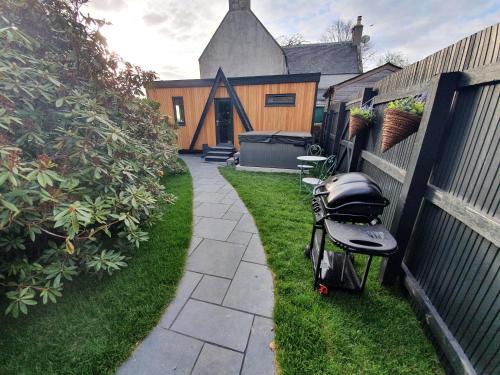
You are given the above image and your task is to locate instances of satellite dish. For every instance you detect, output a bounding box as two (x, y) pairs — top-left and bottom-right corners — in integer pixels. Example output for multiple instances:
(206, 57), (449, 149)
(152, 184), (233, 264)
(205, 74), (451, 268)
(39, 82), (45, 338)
(361, 35), (370, 44)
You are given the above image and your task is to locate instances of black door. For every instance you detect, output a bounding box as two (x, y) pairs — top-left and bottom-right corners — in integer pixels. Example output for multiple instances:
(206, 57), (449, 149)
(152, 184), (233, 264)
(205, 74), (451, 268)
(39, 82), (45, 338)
(215, 99), (233, 144)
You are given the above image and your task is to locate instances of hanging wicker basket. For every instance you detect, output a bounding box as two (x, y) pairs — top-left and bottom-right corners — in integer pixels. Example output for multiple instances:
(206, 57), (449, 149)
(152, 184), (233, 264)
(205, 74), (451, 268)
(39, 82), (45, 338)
(381, 108), (421, 152)
(349, 114), (371, 140)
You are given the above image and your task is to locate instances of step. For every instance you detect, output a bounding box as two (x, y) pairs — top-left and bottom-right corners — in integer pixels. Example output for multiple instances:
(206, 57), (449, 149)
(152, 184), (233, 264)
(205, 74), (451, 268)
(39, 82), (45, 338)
(205, 155), (230, 162)
(211, 145), (235, 152)
(207, 150), (233, 157)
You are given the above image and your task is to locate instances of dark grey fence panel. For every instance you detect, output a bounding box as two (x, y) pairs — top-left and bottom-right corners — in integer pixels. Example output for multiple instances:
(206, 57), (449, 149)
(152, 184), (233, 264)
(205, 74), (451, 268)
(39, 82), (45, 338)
(321, 24), (500, 375)
(431, 83), (500, 217)
(359, 160), (403, 228)
(405, 203), (499, 375)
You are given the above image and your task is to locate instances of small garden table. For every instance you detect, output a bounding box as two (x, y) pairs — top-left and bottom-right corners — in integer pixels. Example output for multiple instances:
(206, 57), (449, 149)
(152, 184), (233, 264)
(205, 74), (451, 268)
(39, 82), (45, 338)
(296, 155), (327, 163)
(297, 156), (327, 191)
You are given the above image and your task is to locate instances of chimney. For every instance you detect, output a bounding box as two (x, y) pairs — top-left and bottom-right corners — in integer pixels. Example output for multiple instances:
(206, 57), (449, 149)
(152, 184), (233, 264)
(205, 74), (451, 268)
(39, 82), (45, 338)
(229, 0), (251, 11)
(352, 16), (363, 46)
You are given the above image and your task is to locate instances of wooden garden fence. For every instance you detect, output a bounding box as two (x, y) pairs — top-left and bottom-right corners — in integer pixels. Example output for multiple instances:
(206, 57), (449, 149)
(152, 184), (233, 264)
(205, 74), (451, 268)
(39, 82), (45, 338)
(320, 23), (499, 375)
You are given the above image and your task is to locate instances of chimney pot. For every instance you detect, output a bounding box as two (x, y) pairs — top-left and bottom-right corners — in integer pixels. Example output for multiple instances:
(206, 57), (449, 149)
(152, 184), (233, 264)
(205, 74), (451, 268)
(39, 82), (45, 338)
(352, 16), (363, 46)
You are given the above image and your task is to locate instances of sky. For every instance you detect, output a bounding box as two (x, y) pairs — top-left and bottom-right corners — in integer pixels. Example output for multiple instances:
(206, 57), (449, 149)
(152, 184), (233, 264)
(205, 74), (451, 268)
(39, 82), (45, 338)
(82, 0), (500, 80)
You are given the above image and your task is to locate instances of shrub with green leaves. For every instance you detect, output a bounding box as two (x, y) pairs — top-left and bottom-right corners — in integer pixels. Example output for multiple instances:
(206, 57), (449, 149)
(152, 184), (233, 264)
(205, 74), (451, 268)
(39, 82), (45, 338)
(0, 0), (179, 317)
(387, 95), (426, 116)
(350, 105), (375, 122)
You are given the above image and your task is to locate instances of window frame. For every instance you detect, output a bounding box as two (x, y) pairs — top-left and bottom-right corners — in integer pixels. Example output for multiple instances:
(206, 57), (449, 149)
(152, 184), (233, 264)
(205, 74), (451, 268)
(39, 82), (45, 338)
(172, 96), (186, 125)
(314, 106), (325, 123)
(265, 93), (296, 107)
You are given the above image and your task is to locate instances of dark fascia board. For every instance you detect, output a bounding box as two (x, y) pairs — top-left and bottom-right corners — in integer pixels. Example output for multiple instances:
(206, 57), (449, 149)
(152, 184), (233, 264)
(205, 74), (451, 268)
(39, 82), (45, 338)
(152, 72), (321, 89)
(322, 63), (402, 98)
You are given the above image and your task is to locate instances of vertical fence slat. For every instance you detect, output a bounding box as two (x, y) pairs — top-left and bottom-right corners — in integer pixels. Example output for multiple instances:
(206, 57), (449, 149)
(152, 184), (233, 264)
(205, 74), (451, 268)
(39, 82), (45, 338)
(379, 72), (461, 284)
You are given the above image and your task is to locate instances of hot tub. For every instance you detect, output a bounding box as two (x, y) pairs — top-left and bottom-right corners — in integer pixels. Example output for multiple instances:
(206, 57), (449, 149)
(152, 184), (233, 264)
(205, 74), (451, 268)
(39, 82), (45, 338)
(238, 131), (312, 170)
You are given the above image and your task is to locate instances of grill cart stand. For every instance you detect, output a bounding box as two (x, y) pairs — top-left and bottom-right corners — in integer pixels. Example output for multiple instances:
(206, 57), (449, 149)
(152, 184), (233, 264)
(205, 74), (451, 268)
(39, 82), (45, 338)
(307, 220), (397, 294)
(305, 172), (397, 294)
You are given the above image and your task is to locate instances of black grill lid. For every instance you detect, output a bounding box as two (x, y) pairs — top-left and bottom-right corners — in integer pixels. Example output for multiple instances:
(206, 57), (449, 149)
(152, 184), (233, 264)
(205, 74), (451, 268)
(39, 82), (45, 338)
(323, 173), (386, 207)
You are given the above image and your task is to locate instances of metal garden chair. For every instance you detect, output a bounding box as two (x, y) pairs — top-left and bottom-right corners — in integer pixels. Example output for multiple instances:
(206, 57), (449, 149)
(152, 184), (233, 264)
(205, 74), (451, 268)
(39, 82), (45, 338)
(298, 144), (323, 190)
(301, 155), (337, 193)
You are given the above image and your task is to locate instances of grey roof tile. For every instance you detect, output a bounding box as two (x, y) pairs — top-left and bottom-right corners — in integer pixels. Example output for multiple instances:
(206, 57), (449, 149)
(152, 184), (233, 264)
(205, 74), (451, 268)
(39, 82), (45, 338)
(283, 42), (361, 75)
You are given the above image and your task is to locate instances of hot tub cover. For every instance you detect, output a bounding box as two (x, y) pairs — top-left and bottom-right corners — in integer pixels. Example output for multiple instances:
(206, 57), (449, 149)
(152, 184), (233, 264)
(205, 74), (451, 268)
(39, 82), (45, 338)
(239, 131), (312, 146)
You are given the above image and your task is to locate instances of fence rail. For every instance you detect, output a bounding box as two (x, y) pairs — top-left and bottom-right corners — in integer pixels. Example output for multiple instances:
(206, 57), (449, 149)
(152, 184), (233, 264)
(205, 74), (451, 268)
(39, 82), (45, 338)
(319, 23), (499, 375)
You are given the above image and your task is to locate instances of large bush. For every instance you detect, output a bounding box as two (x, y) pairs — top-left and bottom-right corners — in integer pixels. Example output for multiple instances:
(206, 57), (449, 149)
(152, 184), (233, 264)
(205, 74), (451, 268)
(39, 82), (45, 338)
(0, 0), (178, 317)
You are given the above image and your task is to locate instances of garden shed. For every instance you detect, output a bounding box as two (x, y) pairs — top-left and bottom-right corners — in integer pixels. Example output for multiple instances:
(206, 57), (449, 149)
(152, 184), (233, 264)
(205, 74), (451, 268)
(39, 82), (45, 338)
(147, 69), (319, 151)
(323, 62), (401, 107)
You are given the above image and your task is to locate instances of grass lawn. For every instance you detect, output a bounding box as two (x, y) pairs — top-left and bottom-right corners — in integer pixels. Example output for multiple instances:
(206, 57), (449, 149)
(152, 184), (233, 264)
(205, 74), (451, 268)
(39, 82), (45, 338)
(219, 167), (443, 375)
(0, 162), (193, 375)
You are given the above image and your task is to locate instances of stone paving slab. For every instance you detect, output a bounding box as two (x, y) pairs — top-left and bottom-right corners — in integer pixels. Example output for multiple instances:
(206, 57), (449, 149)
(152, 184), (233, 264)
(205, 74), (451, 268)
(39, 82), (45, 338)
(191, 344), (243, 375)
(171, 299), (253, 352)
(159, 271), (202, 329)
(243, 234), (267, 264)
(220, 195), (238, 205)
(222, 211), (243, 221)
(192, 275), (231, 304)
(117, 329), (202, 375)
(194, 217), (237, 241)
(194, 184), (224, 193)
(227, 200), (249, 214)
(223, 261), (274, 317)
(242, 317), (275, 375)
(119, 156), (275, 375)
(187, 239), (245, 278)
(234, 213), (258, 233)
(194, 202), (230, 218)
(227, 230), (253, 246)
(188, 236), (203, 256)
(194, 192), (226, 204)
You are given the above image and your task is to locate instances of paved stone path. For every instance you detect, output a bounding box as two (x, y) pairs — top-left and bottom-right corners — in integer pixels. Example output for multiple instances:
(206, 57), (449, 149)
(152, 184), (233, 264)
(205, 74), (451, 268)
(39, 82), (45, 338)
(118, 155), (275, 375)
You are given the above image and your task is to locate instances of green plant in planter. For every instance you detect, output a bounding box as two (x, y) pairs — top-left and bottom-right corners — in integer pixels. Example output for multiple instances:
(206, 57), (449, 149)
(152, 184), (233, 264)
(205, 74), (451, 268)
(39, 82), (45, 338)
(381, 95), (426, 152)
(350, 105), (376, 122)
(349, 105), (375, 139)
(387, 95), (425, 116)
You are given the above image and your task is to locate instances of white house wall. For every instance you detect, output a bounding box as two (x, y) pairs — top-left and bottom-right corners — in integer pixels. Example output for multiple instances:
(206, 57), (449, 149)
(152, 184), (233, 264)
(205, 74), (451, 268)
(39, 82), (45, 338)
(199, 10), (287, 78)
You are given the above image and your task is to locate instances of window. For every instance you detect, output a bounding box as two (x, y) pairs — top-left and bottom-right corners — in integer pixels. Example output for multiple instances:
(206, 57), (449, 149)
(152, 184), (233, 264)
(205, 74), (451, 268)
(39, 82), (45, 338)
(172, 97), (185, 125)
(314, 106), (325, 123)
(265, 93), (296, 107)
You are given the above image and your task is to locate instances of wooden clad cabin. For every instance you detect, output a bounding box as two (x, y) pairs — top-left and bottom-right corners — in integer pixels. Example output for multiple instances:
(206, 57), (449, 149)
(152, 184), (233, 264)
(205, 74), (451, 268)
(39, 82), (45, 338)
(146, 69), (320, 151)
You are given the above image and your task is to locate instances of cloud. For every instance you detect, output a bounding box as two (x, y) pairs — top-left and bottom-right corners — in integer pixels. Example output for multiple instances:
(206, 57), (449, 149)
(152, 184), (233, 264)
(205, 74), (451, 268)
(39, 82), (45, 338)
(83, 0), (500, 79)
(143, 13), (169, 25)
(157, 64), (187, 79)
(89, 0), (126, 11)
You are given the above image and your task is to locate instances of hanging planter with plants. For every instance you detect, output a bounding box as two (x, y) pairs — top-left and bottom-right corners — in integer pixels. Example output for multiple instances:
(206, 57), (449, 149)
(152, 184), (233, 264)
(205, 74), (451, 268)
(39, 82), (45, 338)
(349, 105), (375, 140)
(381, 95), (425, 152)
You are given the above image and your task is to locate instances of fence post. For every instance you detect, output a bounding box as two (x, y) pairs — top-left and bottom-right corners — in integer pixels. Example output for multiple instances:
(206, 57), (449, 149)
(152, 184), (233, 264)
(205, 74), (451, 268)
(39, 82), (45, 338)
(319, 110), (330, 149)
(348, 88), (376, 171)
(379, 72), (461, 285)
(330, 102), (345, 156)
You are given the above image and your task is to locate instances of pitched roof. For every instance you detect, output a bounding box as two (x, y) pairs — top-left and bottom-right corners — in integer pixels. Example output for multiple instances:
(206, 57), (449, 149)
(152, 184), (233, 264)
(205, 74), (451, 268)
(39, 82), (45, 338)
(322, 62), (402, 97)
(283, 42), (361, 75)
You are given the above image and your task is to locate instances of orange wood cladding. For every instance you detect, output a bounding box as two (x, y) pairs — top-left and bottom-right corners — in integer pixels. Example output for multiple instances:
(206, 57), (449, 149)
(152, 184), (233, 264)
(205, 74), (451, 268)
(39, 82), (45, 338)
(147, 82), (316, 150)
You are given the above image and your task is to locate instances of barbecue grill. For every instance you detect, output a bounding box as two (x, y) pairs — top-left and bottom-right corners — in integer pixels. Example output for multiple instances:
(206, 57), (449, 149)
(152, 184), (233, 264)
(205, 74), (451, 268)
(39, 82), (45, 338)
(305, 172), (398, 294)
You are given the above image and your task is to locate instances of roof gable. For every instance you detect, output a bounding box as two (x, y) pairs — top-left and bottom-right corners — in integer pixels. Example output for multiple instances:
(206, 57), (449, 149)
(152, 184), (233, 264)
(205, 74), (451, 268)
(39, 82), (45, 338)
(283, 42), (361, 75)
(323, 62), (402, 97)
(199, 9), (283, 62)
